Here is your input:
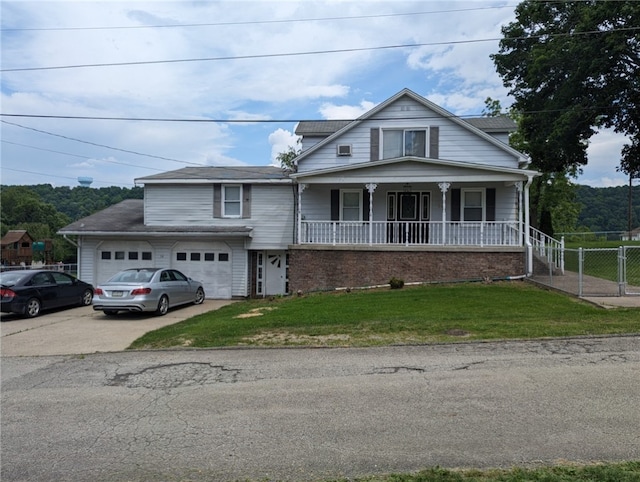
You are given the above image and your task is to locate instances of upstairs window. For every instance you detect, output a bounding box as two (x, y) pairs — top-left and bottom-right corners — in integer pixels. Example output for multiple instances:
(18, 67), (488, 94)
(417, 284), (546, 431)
(223, 185), (241, 217)
(382, 129), (427, 159)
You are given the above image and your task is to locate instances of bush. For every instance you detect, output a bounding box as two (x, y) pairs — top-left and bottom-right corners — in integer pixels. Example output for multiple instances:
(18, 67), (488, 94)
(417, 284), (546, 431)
(389, 277), (405, 289)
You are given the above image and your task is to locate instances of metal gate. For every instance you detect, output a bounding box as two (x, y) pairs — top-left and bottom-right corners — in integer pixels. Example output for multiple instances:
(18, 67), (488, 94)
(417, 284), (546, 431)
(623, 246), (640, 295)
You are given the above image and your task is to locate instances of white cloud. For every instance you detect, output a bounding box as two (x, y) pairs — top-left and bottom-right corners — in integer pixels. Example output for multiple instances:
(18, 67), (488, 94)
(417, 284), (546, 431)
(319, 100), (377, 119)
(268, 128), (300, 166)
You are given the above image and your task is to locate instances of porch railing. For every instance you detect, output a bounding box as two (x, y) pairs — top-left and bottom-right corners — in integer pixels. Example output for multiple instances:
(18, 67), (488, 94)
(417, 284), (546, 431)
(300, 221), (523, 247)
(529, 227), (565, 273)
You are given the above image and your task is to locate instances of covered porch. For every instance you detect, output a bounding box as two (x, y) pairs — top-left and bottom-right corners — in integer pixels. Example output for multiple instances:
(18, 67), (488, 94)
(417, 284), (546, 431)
(292, 158), (537, 249)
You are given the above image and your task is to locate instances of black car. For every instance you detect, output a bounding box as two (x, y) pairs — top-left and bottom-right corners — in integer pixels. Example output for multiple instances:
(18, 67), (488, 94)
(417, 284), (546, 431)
(0, 270), (94, 318)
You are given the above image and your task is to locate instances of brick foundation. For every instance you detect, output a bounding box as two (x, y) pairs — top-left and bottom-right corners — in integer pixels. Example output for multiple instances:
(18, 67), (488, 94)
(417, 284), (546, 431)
(288, 246), (526, 293)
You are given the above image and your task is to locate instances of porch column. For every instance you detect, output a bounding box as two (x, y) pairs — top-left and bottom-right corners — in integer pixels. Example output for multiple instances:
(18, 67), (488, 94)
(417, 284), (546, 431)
(438, 182), (451, 245)
(366, 183), (377, 245)
(297, 183), (307, 244)
(516, 181), (524, 245)
(524, 176), (533, 275)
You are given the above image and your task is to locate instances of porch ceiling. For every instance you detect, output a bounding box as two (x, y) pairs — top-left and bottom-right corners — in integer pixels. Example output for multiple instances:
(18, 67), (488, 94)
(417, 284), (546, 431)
(291, 157), (538, 184)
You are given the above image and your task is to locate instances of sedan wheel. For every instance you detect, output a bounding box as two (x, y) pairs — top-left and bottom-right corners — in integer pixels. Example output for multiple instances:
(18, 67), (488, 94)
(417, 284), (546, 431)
(155, 295), (169, 316)
(25, 298), (41, 318)
(81, 289), (93, 306)
(194, 288), (205, 305)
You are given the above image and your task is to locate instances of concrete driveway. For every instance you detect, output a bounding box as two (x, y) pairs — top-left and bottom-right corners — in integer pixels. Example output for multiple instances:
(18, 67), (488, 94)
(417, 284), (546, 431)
(0, 300), (234, 357)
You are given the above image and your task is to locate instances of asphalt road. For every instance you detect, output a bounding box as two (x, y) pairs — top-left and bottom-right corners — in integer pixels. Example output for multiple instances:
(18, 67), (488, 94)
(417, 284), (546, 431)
(2, 336), (639, 482)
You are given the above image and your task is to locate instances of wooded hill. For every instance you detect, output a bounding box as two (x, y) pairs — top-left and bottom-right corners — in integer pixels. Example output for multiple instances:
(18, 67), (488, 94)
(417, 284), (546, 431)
(575, 184), (640, 233)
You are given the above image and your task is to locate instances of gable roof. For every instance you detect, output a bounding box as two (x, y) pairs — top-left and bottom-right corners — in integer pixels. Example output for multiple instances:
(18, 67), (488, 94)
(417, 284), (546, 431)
(293, 88), (529, 166)
(1, 230), (32, 246)
(136, 166), (291, 184)
(58, 200), (252, 237)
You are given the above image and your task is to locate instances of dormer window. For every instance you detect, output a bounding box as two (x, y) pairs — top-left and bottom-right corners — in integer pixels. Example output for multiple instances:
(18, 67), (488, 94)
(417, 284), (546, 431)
(382, 129), (427, 159)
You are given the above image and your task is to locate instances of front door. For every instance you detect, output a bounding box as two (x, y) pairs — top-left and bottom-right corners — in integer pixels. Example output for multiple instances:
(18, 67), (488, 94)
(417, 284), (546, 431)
(264, 251), (287, 296)
(387, 192), (430, 244)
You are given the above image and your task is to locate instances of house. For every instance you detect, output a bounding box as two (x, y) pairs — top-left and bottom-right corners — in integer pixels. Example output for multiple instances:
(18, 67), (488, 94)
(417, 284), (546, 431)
(1, 230), (34, 266)
(59, 88), (540, 298)
(622, 227), (640, 241)
(58, 167), (294, 298)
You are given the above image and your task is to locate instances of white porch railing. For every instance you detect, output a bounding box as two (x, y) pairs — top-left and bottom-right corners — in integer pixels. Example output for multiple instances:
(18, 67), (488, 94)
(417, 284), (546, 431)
(300, 221), (523, 247)
(530, 227), (565, 273)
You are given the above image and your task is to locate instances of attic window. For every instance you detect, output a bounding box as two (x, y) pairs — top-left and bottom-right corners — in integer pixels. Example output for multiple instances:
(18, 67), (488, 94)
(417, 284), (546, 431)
(337, 144), (352, 156)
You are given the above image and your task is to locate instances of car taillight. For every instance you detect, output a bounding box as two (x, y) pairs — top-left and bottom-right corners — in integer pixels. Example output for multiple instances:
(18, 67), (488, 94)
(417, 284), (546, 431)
(0, 288), (16, 299)
(131, 288), (152, 296)
(94, 288), (104, 295)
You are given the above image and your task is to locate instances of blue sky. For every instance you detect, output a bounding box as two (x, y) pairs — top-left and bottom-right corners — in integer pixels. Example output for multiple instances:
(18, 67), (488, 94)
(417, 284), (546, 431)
(0, 0), (633, 188)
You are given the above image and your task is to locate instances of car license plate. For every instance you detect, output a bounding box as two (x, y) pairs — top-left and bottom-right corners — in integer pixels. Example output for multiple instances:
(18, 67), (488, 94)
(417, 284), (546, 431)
(111, 291), (124, 297)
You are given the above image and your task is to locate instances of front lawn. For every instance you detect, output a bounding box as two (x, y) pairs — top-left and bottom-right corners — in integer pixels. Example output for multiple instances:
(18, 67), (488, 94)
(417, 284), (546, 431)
(129, 281), (640, 349)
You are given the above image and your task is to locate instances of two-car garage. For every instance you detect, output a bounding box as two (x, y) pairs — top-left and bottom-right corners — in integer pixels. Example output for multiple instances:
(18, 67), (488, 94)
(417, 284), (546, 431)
(95, 240), (234, 299)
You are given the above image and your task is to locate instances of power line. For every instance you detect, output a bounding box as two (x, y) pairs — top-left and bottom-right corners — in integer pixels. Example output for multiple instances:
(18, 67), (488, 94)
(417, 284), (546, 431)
(1, 140), (167, 172)
(1, 120), (203, 166)
(0, 6), (517, 32)
(3, 25), (638, 73)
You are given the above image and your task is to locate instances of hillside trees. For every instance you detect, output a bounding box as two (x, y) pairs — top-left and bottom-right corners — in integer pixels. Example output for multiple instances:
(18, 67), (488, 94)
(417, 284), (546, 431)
(492, 1), (640, 178)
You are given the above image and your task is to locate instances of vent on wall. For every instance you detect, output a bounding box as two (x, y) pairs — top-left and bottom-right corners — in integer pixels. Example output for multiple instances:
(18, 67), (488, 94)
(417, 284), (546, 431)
(337, 144), (352, 156)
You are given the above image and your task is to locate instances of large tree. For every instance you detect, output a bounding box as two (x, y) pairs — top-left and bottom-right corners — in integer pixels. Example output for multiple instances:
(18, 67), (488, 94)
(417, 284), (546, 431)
(492, 0), (640, 177)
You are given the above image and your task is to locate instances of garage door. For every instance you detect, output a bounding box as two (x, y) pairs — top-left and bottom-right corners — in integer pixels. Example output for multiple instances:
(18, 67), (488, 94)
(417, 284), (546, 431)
(97, 241), (155, 284)
(171, 242), (232, 299)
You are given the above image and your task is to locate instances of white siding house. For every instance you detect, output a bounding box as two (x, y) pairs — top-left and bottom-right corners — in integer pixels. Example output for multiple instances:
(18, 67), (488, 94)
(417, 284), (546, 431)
(60, 88), (540, 298)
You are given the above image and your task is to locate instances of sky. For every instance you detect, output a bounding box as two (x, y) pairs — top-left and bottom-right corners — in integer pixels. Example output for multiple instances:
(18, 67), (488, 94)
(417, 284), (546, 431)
(0, 0), (634, 189)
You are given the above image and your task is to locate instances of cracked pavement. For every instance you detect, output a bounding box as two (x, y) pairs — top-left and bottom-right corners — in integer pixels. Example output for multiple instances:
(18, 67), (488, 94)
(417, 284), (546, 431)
(2, 336), (640, 481)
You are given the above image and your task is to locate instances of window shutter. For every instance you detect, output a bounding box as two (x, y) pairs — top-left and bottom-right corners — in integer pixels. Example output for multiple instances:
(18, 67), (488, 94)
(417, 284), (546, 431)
(486, 188), (496, 221)
(242, 184), (251, 218)
(363, 189), (370, 221)
(213, 184), (222, 218)
(370, 128), (379, 162)
(429, 126), (439, 159)
(451, 188), (460, 222)
(331, 189), (340, 221)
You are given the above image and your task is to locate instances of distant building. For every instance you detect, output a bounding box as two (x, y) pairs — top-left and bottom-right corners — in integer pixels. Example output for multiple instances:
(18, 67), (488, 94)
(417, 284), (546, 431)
(1, 230), (34, 266)
(621, 227), (640, 241)
(78, 177), (94, 187)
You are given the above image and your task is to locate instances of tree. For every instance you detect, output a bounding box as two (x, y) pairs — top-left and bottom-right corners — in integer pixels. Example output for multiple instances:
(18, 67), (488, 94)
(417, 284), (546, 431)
(492, 1), (640, 176)
(276, 140), (301, 171)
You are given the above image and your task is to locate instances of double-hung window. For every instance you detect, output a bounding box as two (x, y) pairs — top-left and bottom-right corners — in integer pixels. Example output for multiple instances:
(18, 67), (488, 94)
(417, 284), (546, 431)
(382, 129), (427, 159)
(341, 190), (362, 221)
(223, 185), (241, 217)
(462, 189), (484, 221)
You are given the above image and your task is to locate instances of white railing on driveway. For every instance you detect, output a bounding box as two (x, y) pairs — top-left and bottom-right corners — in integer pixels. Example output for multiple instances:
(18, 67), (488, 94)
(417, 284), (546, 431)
(300, 220), (523, 247)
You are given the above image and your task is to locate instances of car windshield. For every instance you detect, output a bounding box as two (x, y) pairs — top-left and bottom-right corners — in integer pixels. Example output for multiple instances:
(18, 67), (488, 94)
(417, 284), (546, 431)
(0, 271), (29, 287)
(108, 270), (155, 283)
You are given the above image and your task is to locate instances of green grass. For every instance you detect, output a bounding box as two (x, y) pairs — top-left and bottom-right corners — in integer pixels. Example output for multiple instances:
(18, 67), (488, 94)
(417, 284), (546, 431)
(129, 281), (640, 350)
(327, 462), (640, 481)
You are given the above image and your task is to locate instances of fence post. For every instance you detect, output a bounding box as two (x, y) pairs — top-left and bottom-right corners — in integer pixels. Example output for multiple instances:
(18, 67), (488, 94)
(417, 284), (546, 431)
(578, 247), (583, 297)
(619, 246), (625, 296)
(560, 236), (565, 274)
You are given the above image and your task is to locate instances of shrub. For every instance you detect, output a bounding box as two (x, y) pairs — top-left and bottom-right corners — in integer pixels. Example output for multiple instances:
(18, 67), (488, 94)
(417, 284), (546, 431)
(389, 277), (405, 289)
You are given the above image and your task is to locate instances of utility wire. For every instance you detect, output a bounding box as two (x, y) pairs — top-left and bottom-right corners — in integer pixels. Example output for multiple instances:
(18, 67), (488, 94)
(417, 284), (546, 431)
(4, 26), (639, 73)
(0, 5), (517, 32)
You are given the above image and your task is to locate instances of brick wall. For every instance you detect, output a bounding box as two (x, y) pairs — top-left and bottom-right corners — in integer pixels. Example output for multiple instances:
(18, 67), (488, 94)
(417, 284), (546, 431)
(288, 247), (526, 293)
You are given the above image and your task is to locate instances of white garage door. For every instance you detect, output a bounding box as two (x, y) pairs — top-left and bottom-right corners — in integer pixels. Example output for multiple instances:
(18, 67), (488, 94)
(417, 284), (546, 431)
(171, 242), (233, 299)
(96, 241), (155, 285)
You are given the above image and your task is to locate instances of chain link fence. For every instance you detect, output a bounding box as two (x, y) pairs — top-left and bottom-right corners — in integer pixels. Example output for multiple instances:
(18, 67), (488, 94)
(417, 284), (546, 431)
(531, 246), (640, 297)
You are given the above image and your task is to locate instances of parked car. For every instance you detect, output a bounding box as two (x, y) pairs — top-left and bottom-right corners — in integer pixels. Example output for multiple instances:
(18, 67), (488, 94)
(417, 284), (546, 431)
(92, 268), (205, 316)
(0, 269), (94, 318)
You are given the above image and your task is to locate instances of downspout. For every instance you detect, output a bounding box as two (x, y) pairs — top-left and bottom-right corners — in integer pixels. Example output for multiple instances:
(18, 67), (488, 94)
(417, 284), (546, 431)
(524, 175), (534, 276)
(62, 234), (81, 277)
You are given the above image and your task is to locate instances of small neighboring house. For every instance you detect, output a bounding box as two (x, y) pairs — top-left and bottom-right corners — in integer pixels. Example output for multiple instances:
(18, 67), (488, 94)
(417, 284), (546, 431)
(1, 230), (34, 266)
(622, 227), (640, 241)
(59, 88), (541, 298)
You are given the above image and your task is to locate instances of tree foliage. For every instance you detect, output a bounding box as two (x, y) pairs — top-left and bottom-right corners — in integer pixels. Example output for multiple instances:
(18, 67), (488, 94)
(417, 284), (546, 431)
(492, 1), (640, 177)
(1, 184), (143, 262)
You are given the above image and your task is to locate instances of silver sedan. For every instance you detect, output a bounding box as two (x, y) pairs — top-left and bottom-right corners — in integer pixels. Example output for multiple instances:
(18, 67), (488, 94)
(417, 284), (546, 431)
(93, 268), (205, 316)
